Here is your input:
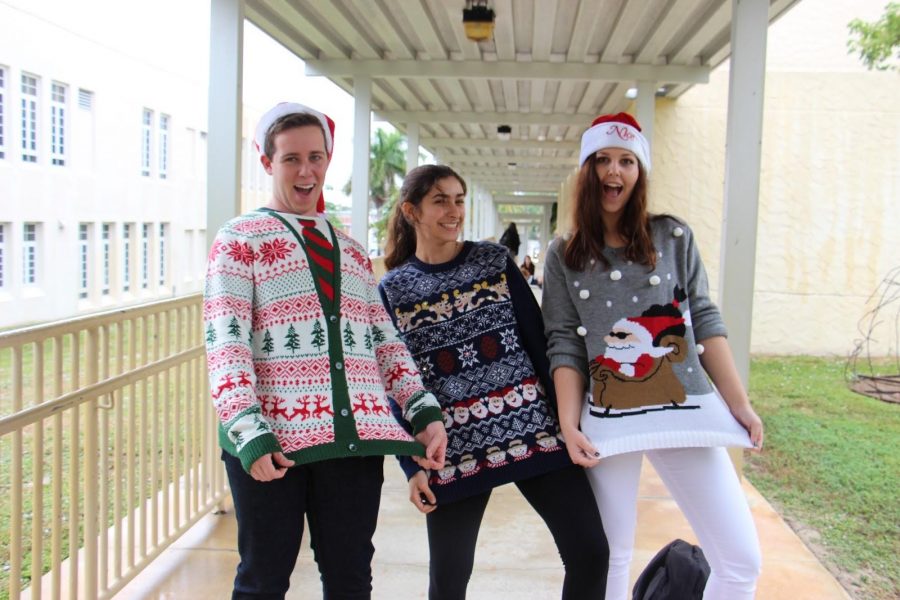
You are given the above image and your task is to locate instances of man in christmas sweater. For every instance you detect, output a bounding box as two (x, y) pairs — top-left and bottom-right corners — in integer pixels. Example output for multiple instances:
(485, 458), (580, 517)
(204, 102), (446, 599)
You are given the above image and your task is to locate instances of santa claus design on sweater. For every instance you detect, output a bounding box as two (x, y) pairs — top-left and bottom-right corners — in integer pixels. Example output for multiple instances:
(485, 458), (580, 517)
(590, 286), (691, 411)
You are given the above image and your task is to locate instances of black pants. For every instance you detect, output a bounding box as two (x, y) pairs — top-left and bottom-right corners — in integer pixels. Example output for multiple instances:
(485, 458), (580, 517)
(425, 464), (609, 600)
(223, 451), (384, 600)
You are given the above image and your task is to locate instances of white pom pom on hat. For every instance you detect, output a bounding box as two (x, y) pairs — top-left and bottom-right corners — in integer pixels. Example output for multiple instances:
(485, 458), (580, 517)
(579, 112), (651, 173)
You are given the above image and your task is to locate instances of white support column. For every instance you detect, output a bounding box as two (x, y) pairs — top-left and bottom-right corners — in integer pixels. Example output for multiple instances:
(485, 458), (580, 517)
(351, 76), (372, 249)
(406, 121), (420, 171)
(206, 0), (244, 250)
(635, 80), (656, 151)
(720, 0), (769, 387)
(539, 204), (551, 260)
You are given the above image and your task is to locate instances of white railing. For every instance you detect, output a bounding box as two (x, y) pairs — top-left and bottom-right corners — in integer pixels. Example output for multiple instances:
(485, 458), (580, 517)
(0, 294), (228, 600)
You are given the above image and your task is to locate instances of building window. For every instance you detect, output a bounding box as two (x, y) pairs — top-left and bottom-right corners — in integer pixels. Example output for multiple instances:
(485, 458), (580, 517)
(101, 223), (111, 295)
(122, 223), (132, 292)
(79, 223), (89, 298)
(78, 88), (93, 110)
(159, 223), (167, 286)
(159, 114), (169, 179)
(141, 223), (150, 289)
(21, 73), (39, 163)
(0, 223), (6, 288)
(141, 108), (152, 176)
(0, 66), (6, 159)
(50, 82), (66, 166)
(23, 223), (38, 284)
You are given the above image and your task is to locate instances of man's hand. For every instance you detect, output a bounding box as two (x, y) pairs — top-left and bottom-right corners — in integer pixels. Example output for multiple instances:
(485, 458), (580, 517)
(413, 421), (447, 470)
(408, 471), (437, 514)
(249, 452), (295, 482)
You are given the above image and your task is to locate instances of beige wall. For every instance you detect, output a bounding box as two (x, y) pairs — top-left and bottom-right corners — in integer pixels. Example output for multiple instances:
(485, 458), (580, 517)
(559, 0), (900, 356)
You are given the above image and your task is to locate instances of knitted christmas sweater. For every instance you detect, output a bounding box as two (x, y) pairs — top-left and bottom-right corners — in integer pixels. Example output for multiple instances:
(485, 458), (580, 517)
(204, 209), (442, 472)
(379, 241), (571, 505)
(542, 216), (752, 458)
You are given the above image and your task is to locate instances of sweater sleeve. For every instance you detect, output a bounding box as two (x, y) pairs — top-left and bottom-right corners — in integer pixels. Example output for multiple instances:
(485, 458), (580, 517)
(367, 266), (442, 434)
(204, 224), (281, 473)
(541, 239), (590, 383)
(504, 255), (558, 409)
(682, 224), (728, 341)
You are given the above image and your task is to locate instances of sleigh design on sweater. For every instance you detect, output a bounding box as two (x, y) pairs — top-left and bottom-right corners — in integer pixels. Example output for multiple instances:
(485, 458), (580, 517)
(589, 286), (699, 415)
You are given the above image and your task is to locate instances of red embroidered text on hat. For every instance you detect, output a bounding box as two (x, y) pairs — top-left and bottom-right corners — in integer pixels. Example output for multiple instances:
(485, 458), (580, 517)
(579, 112), (651, 173)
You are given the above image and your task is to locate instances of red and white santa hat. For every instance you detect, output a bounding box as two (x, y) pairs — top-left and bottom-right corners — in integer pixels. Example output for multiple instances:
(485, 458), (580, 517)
(612, 314), (684, 347)
(579, 112), (651, 173)
(253, 102), (336, 213)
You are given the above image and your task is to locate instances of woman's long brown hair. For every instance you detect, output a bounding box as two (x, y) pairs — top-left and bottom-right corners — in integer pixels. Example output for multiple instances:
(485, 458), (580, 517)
(563, 154), (656, 271)
(384, 164), (467, 270)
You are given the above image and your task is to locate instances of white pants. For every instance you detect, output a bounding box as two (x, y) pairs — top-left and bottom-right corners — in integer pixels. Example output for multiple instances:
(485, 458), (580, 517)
(586, 447), (761, 600)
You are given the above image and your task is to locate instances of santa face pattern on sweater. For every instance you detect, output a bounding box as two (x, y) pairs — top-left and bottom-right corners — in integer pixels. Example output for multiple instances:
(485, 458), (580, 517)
(380, 241), (570, 504)
(542, 217), (752, 457)
(205, 210), (440, 471)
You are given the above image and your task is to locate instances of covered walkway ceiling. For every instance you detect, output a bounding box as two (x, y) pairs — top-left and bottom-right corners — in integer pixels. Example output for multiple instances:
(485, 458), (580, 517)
(245, 0), (799, 196)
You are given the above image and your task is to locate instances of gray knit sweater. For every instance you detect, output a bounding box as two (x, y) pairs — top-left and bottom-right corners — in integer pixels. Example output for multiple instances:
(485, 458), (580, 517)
(542, 216), (751, 457)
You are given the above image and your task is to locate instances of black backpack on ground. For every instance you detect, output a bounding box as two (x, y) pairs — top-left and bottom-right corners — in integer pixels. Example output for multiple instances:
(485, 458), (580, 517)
(632, 539), (711, 600)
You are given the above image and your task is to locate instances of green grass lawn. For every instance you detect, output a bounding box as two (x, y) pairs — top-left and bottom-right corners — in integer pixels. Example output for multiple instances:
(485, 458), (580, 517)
(746, 356), (900, 600)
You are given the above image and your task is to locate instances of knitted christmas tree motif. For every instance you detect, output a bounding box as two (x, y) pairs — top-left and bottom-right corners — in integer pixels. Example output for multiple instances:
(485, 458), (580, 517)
(227, 317), (241, 340)
(206, 323), (216, 344)
(364, 327), (373, 351)
(262, 330), (274, 354)
(311, 320), (326, 351)
(343, 322), (356, 350)
(371, 324), (386, 344)
(284, 324), (301, 354)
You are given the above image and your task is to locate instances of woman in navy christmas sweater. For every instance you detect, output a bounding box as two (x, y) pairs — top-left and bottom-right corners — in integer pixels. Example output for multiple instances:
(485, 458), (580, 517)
(379, 165), (608, 599)
(542, 113), (763, 600)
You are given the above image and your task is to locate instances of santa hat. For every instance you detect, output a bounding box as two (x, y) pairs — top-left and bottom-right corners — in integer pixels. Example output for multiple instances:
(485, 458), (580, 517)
(579, 112), (651, 173)
(253, 102), (336, 213)
(612, 314), (684, 347)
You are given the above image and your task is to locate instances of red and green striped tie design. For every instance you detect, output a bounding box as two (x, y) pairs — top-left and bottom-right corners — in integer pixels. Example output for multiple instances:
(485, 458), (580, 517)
(298, 218), (334, 301)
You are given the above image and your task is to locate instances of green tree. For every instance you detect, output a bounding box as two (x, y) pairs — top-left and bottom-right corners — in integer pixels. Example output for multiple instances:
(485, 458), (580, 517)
(284, 324), (301, 354)
(848, 2), (900, 71)
(343, 322), (357, 351)
(344, 128), (408, 250)
(206, 323), (217, 344)
(262, 329), (274, 354)
(371, 324), (386, 344)
(311, 320), (326, 351)
(364, 327), (373, 351)
(228, 316), (241, 340)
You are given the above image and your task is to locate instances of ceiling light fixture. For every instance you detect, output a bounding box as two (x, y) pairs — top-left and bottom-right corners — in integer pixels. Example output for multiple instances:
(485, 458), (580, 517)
(463, 1), (495, 42)
(497, 125), (512, 141)
(625, 87), (638, 99)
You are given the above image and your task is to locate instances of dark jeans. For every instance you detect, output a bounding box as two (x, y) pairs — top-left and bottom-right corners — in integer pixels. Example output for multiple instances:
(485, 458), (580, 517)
(425, 464), (609, 600)
(223, 451), (385, 600)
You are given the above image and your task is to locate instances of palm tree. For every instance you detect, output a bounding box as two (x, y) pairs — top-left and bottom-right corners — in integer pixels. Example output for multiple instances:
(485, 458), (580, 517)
(344, 128), (407, 250)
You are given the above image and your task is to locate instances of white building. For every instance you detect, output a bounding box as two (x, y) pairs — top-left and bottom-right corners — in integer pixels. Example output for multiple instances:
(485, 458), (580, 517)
(0, 1), (212, 328)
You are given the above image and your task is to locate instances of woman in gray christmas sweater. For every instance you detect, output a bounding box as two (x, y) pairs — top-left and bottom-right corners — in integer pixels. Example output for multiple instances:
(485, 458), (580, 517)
(542, 113), (764, 600)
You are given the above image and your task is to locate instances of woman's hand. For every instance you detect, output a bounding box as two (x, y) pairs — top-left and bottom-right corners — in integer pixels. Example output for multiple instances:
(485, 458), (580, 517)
(249, 452), (295, 482)
(731, 403), (764, 451)
(408, 470), (437, 514)
(562, 428), (602, 468)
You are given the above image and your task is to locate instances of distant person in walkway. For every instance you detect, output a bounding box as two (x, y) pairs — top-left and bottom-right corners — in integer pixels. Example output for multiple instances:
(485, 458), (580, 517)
(520, 254), (541, 286)
(541, 113), (763, 600)
(498, 221), (520, 258)
(379, 164), (608, 600)
(204, 102), (446, 600)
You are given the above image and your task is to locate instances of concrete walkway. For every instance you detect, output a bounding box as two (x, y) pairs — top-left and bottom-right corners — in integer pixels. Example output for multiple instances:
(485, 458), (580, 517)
(114, 458), (850, 599)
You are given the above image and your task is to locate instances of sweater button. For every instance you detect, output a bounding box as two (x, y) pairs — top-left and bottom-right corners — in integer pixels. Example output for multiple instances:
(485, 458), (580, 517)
(340, 408), (350, 417)
(348, 443), (358, 452)
(329, 315), (338, 323)
(335, 362), (344, 370)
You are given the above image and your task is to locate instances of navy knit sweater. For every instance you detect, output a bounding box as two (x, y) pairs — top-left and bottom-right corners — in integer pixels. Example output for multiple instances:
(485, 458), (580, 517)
(379, 241), (571, 505)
